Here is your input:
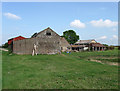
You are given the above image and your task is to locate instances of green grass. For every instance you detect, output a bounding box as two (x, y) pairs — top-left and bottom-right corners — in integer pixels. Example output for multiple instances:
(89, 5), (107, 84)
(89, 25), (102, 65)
(2, 49), (119, 89)
(72, 49), (119, 63)
(0, 50), (2, 90)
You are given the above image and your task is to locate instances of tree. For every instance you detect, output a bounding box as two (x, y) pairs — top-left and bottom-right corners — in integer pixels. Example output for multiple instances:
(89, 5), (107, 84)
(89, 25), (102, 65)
(103, 44), (108, 47)
(2, 42), (9, 48)
(62, 30), (79, 44)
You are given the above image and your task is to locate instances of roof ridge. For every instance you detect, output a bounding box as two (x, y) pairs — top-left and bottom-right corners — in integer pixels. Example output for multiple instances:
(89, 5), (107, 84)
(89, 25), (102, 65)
(36, 27), (60, 37)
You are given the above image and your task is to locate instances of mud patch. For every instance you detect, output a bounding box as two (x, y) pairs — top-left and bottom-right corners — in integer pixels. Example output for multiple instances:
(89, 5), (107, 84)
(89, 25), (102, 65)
(88, 59), (118, 66)
(60, 54), (66, 57)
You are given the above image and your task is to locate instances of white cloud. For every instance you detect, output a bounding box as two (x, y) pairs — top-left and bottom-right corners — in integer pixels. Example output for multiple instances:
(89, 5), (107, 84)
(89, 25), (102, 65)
(70, 20), (86, 28)
(97, 36), (107, 40)
(90, 19), (117, 27)
(112, 35), (118, 39)
(4, 13), (21, 20)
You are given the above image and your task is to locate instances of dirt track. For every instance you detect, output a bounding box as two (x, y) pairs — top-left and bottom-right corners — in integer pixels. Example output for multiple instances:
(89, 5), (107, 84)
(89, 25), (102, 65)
(0, 48), (8, 51)
(89, 59), (118, 66)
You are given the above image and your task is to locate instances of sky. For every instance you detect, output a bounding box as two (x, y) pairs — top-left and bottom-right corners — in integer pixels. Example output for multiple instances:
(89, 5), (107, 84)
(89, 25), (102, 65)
(2, 2), (118, 45)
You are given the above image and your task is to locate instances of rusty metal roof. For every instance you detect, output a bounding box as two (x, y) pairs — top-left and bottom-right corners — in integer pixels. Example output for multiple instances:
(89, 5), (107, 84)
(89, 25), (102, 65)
(71, 45), (86, 48)
(90, 43), (105, 47)
(75, 39), (96, 44)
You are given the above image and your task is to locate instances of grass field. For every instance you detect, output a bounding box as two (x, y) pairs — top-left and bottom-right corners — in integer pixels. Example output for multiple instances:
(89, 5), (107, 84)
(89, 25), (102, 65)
(0, 50), (2, 90)
(2, 49), (119, 89)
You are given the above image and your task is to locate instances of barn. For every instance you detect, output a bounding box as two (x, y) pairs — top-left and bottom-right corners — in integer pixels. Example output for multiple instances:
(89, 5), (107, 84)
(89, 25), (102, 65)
(8, 36), (26, 45)
(12, 27), (71, 54)
(8, 36), (26, 51)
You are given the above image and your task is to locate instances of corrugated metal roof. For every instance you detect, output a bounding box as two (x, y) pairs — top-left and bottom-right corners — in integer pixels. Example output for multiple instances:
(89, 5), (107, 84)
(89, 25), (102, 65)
(75, 39), (96, 44)
(91, 43), (105, 47)
(71, 45), (86, 47)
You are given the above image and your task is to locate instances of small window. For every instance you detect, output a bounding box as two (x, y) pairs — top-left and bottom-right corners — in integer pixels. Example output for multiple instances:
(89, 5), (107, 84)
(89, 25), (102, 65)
(46, 32), (51, 36)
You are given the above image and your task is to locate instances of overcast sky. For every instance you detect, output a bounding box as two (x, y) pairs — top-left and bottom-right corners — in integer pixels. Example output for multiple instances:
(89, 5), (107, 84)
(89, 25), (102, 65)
(2, 2), (118, 45)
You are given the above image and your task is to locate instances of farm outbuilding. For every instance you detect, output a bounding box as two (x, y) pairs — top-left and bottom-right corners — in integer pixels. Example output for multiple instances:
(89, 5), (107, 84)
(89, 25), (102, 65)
(90, 43), (105, 51)
(8, 36), (26, 51)
(8, 36), (26, 45)
(12, 27), (71, 54)
(72, 39), (105, 51)
(71, 45), (86, 52)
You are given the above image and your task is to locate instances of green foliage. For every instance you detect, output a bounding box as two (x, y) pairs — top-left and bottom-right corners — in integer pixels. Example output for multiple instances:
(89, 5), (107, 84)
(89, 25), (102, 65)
(2, 49), (118, 89)
(62, 30), (79, 44)
(8, 48), (12, 54)
(2, 42), (9, 48)
(103, 44), (108, 47)
(108, 46), (114, 50)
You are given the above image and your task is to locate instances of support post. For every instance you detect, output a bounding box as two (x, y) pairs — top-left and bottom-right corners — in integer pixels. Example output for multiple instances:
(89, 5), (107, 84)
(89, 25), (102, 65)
(88, 44), (90, 51)
(99, 47), (100, 51)
(102, 47), (104, 51)
(92, 47), (94, 51)
(95, 47), (97, 51)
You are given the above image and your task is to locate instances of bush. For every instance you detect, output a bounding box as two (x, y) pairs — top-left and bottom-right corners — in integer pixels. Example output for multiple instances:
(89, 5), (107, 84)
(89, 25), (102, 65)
(8, 48), (12, 54)
(2, 42), (9, 48)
